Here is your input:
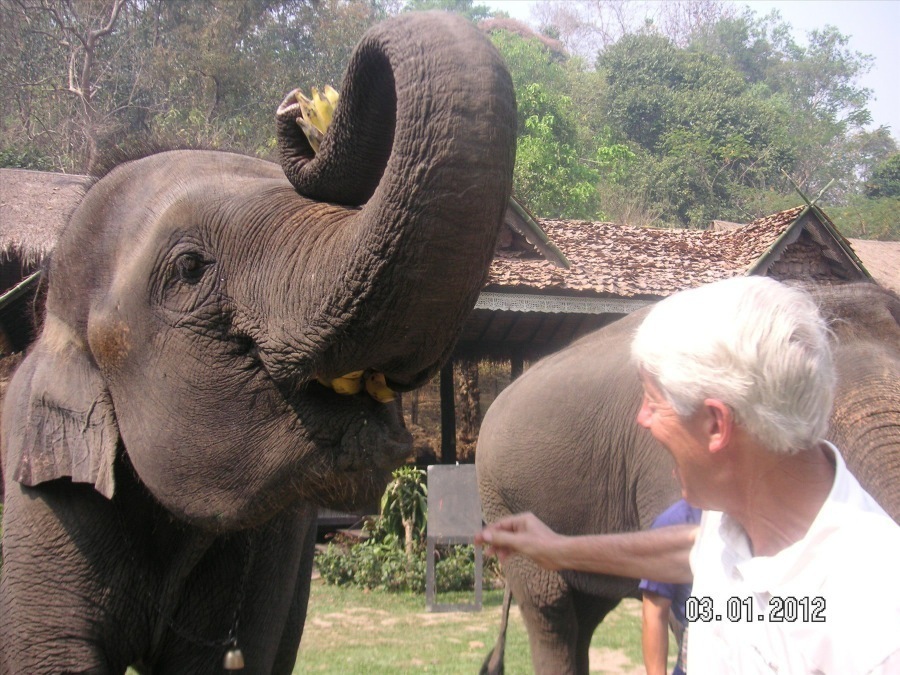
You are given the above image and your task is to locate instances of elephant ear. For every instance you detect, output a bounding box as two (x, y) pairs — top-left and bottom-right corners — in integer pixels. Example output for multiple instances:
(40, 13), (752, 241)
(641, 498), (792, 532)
(4, 316), (119, 498)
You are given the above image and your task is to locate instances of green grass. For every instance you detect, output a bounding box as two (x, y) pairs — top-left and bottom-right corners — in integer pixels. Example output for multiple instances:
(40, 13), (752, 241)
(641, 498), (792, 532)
(293, 579), (652, 674)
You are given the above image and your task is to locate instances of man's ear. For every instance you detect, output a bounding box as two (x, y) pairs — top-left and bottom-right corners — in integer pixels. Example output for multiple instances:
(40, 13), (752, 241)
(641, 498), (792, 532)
(703, 398), (733, 454)
(3, 316), (120, 498)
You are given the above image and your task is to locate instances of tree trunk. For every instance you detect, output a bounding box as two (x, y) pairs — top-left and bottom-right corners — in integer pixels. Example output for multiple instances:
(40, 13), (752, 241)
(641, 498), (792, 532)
(403, 517), (415, 558)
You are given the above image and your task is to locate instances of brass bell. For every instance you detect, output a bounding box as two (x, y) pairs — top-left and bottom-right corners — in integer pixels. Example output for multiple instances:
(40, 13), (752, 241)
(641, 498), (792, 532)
(223, 643), (245, 670)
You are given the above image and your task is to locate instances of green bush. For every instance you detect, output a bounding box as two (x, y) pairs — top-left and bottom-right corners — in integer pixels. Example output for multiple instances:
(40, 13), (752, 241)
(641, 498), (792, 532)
(0, 146), (56, 171)
(316, 538), (482, 593)
(829, 196), (900, 240)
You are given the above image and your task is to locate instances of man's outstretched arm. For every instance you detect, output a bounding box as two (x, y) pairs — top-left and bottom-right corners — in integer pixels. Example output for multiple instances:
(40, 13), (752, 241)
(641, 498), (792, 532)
(476, 512), (697, 584)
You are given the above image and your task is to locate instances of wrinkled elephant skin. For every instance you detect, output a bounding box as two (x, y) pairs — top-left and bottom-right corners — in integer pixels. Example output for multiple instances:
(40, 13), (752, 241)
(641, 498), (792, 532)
(0, 12), (516, 674)
(477, 282), (900, 675)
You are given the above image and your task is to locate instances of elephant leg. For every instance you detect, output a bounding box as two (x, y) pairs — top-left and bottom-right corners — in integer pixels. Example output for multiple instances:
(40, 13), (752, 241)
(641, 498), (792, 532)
(572, 593), (620, 675)
(505, 556), (580, 675)
(0, 481), (139, 674)
(268, 504), (319, 674)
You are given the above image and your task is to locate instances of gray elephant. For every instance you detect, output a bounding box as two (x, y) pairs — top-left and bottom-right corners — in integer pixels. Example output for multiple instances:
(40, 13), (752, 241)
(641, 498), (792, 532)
(0, 12), (515, 674)
(476, 281), (900, 675)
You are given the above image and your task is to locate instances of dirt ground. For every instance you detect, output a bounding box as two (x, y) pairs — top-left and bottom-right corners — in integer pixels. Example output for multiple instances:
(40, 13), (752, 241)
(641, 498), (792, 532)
(588, 647), (646, 674)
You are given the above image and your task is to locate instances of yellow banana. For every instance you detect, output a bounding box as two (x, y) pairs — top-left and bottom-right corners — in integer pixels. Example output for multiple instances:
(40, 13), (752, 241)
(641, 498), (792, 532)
(316, 367), (395, 403)
(365, 372), (396, 403)
(292, 86), (340, 153)
(331, 370), (364, 395)
(322, 85), (340, 108)
(310, 87), (334, 132)
(317, 370), (364, 395)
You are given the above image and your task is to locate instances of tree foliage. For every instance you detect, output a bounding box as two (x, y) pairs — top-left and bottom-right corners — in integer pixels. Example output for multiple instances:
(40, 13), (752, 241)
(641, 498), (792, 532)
(0, 0), (387, 172)
(599, 31), (794, 225)
(1, 0), (895, 238)
(865, 154), (900, 199)
(487, 28), (626, 219)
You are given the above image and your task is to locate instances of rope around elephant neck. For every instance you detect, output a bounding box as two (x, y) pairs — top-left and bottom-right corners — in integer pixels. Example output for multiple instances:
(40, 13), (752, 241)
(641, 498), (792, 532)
(156, 536), (255, 649)
(114, 500), (256, 662)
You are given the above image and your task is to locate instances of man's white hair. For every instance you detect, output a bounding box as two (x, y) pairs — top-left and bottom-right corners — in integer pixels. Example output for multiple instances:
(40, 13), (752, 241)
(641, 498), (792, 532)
(631, 276), (835, 454)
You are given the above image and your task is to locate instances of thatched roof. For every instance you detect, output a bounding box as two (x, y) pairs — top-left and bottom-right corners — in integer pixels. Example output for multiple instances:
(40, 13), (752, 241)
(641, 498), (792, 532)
(847, 239), (900, 294)
(0, 168), (91, 265)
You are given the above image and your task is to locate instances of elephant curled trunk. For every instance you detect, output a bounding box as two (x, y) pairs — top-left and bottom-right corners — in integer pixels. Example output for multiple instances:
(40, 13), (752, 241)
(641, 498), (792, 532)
(272, 11), (517, 391)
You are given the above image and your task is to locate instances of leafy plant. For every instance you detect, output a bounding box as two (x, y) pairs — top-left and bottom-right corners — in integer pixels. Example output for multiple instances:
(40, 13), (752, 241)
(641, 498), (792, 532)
(0, 146), (55, 171)
(376, 465), (427, 557)
(865, 154), (900, 199)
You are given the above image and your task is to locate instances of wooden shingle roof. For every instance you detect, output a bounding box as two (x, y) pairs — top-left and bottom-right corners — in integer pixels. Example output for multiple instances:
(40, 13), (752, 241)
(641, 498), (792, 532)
(463, 205), (877, 359)
(846, 239), (900, 294)
(486, 205), (872, 299)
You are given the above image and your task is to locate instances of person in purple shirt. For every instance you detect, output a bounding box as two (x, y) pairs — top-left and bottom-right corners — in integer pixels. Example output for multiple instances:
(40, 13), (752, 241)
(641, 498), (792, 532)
(640, 499), (702, 675)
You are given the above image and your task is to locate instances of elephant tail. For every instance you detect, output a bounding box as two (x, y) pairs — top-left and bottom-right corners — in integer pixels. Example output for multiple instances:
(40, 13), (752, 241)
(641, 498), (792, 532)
(480, 583), (512, 675)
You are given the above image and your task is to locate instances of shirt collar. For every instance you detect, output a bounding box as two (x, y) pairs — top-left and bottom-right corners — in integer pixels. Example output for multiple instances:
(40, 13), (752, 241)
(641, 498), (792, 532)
(718, 442), (846, 594)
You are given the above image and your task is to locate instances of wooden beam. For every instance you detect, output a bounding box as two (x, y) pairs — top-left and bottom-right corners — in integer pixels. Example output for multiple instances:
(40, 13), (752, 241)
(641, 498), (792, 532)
(439, 360), (456, 464)
(510, 352), (524, 381)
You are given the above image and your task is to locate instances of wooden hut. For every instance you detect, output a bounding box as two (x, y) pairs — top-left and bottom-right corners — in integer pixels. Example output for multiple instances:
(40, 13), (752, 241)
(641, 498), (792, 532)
(437, 204), (879, 462)
(459, 204), (871, 363)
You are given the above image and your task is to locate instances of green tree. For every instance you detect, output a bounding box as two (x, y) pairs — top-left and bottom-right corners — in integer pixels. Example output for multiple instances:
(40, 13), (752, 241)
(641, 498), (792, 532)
(488, 28), (605, 219)
(401, 0), (492, 21)
(690, 9), (878, 203)
(829, 196), (900, 241)
(0, 0), (129, 172)
(0, 0), (388, 172)
(865, 154), (900, 199)
(598, 31), (793, 226)
(378, 466), (428, 558)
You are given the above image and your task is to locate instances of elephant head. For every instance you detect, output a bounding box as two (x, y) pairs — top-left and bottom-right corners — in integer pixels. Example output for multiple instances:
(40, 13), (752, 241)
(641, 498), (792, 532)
(3, 12), (516, 531)
(815, 282), (900, 520)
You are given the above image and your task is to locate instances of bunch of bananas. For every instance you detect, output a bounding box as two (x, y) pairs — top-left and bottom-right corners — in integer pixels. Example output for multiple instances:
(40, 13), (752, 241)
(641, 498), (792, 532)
(317, 370), (396, 403)
(293, 85), (340, 153)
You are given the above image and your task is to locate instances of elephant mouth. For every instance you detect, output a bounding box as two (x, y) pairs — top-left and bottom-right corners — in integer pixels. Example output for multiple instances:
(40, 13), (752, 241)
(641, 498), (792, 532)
(253, 347), (409, 469)
(292, 378), (413, 510)
(231, 328), (414, 510)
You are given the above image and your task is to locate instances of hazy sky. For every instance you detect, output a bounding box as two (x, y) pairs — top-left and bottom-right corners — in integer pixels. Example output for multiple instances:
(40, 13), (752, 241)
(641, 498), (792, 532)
(484, 0), (900, 139)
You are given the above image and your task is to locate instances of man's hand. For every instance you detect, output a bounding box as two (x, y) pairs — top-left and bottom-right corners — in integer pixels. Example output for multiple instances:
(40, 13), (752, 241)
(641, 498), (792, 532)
(475, 512), (567, 569)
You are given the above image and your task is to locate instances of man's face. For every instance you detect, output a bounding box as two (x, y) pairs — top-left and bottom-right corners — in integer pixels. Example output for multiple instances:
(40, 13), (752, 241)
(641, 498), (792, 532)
(636, 373), (714, 507)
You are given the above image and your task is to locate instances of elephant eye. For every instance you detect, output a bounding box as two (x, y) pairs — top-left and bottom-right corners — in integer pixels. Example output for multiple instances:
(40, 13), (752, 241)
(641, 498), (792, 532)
(174, 252), (210, 284)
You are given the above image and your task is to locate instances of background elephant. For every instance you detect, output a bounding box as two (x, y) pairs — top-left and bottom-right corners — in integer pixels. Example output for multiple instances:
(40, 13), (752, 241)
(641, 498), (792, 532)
(0, 12), (515, 674)
(476, 281), (900, 675)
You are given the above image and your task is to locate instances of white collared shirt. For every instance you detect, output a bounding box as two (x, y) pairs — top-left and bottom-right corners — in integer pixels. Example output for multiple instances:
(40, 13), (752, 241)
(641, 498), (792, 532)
(687, 442), (900, 674)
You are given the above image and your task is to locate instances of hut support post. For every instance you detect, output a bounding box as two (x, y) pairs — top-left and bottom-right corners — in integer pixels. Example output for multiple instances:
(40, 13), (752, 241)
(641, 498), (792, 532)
(511, 352), (524, 381)
(440, 360), (457, 464)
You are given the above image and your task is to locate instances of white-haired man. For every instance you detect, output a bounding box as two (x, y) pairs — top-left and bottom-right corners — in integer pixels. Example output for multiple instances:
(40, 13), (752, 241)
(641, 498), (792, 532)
(477, 276), (900, 674)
